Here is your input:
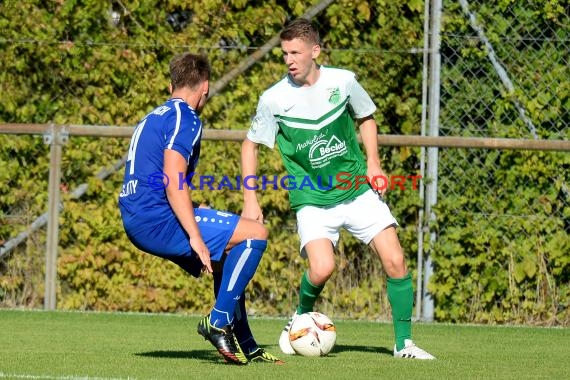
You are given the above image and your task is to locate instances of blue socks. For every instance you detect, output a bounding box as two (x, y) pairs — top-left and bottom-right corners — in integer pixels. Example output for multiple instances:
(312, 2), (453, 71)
(210, 239), (266, 333)
(232, 296), (256, 354)
(213, 271), (256, 354)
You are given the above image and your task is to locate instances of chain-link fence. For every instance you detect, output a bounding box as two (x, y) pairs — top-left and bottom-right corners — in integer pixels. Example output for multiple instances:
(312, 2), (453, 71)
(442, 0), (568, 138)
(427, 0), (569, 323)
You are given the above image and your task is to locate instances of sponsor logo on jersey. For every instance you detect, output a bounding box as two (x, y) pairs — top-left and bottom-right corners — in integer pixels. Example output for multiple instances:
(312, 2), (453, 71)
(308, 135), (347, 169)
(296, 132), (326, 152)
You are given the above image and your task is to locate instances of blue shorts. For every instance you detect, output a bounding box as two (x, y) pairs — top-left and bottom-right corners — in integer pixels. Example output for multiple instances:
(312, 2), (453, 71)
(121, 208), (240, 277)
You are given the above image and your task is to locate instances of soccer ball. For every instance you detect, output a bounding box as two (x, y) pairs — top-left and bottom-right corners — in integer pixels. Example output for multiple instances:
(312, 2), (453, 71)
(289, 312), (337, 357)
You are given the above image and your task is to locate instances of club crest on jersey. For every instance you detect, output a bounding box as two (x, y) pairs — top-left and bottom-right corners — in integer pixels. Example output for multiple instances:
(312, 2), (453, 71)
(308, 134), (347, 169)
(327, 87), (341, 105)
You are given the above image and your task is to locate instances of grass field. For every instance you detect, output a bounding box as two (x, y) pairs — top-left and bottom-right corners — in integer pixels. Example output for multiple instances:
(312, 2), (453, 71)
(0, 309), (568, 380)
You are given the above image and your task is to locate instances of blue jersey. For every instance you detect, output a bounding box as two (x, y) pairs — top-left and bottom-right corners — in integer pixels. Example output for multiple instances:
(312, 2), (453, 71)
(119, 98), (202, 225)
(118, 98), (240, 275)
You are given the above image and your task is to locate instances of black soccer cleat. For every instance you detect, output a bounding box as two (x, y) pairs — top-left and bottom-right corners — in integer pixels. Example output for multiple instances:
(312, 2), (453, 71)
(197, 315), (248, 365)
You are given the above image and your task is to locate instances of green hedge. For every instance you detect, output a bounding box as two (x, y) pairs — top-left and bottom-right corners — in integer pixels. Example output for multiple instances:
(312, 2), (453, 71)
(0, 0), (567, 325)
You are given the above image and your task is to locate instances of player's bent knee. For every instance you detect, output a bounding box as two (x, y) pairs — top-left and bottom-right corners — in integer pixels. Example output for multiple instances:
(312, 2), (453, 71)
(384, 258), (407, 278)
(309, 262), (335, 283)
(235, 218), (269, 240)
(309, 270), (333, 285)
(250, 223), (269, 240)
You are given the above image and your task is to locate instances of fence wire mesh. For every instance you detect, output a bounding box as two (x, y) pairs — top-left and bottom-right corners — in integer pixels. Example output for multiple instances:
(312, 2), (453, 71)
(432, 0), (569, 323)
(442, 0), (568, 139)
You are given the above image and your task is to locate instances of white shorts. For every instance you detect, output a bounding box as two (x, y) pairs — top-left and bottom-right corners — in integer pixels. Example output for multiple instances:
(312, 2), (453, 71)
(296, 189), (398, 257)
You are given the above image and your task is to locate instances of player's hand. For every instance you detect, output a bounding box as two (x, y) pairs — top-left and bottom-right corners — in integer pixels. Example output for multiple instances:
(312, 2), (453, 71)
(367, 162), (388, 197)
(189, 237), (212, 273)
(242, 201), (264, 224)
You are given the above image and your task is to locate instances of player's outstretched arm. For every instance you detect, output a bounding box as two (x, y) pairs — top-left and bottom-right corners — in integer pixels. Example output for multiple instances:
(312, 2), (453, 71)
(241, 138), (264, 223)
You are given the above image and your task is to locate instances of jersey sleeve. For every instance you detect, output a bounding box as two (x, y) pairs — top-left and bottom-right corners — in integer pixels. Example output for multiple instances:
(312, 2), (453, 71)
(246, 95), (278, 149)
(347, 74), (377, 119)
(164, 102), (201, 161)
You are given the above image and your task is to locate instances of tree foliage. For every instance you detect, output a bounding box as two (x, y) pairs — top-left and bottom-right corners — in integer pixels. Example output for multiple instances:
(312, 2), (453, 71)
(0, 0), (567, 325)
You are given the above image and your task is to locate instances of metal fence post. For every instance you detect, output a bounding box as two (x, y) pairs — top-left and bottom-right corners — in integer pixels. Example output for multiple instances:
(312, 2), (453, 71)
(415, 0), (432, 321)
(43, 124), (68, 310)
(422, 0), (443, 322)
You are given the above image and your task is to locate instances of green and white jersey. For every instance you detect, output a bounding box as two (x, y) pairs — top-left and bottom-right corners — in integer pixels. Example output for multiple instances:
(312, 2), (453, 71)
(247, 66), (377, 210)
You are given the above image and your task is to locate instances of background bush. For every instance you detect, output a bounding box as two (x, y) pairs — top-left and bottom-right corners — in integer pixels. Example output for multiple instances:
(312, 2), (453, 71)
(0, 0), (567, 325)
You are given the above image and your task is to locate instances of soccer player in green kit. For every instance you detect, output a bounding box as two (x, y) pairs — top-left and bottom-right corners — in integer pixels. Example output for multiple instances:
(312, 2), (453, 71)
(241, 18), (435, 359)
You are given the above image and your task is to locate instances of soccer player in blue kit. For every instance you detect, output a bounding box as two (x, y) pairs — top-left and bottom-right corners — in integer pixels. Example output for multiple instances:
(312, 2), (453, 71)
(119, 52), (282, 365)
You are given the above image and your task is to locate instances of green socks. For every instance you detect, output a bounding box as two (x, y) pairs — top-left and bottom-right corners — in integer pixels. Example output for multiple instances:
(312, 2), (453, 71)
(387, 273), (413, 351)
(295, 271), (413, 351)
(296, 271), (325, 314)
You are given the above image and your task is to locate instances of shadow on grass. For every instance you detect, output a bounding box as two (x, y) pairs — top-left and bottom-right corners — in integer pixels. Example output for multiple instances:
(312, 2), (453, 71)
(136, 344), (392, 362)
(135, 350), (221, 362)
(333, 344), (392, 356)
